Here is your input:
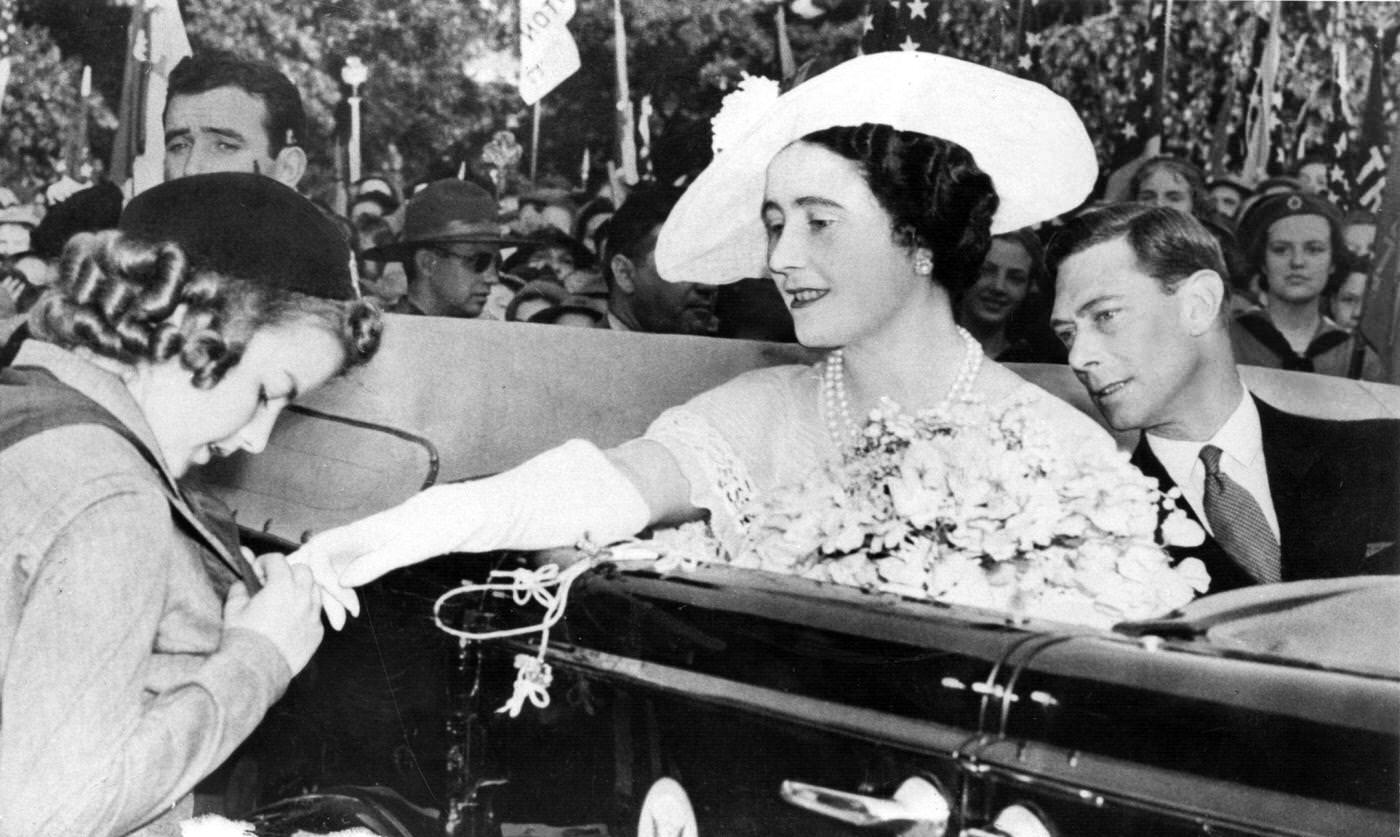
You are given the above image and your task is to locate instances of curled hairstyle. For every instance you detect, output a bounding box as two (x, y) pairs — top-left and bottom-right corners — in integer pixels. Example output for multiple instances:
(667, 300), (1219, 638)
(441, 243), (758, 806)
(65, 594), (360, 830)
(29, 231), (381, 388)
(1046, 204), (1229, 313)
(166, 51), (307, 156)
(799, 124), (999, 294)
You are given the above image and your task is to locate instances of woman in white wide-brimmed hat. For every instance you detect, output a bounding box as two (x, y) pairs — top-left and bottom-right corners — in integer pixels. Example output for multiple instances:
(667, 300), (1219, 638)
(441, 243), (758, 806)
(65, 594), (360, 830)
(293, 51), (1115, 594)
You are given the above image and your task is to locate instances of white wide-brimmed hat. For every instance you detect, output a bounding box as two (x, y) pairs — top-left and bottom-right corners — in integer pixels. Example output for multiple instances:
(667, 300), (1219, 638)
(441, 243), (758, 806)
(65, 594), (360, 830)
(656, 51), (1097, 286)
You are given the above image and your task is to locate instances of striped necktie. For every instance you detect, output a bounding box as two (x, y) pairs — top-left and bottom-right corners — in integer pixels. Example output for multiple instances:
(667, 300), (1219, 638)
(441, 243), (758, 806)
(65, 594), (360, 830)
(1199, 444), (1281, 584)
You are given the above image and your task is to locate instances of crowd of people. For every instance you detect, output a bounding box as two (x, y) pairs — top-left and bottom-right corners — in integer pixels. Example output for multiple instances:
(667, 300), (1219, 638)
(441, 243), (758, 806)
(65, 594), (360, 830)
(0, 44), (1396, 837)
(2, 51), (1386, 380)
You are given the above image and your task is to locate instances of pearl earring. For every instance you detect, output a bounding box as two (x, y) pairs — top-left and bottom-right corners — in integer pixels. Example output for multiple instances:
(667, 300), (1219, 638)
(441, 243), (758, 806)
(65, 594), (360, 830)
(914, 254), (933, 275)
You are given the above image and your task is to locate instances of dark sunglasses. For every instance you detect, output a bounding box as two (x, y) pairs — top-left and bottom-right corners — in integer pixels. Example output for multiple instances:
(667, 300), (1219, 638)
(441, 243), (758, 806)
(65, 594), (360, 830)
(434, 247), (500, 273)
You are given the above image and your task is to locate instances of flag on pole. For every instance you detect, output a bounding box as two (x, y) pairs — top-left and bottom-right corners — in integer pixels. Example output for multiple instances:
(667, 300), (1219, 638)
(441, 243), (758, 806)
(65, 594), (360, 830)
(610, 0), (637, 185)
(1349, 25), (1398, 214)
(110, 0), (190, 198)
(1319, 86), (1355, 209)
(859, 0), (943, 55)
(1106, 0), (1170, 174)
(1205, 62), (1238, 178)
(1222, 7), (1269, 173)
(1241, 1), (1281, 185)
(1011, 0), (1046, 84)
(1358, 114), (1400, 384)
(519, 0), (580, 106)
(0, 0), (17, 111)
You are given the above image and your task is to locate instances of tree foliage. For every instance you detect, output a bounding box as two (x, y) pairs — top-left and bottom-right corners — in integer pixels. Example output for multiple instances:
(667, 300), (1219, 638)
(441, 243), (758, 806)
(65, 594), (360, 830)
(0, 21), (117, 198)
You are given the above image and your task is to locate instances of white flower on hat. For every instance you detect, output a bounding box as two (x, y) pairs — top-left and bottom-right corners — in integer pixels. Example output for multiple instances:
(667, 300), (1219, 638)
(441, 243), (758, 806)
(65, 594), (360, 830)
(711, 73), (781, 155)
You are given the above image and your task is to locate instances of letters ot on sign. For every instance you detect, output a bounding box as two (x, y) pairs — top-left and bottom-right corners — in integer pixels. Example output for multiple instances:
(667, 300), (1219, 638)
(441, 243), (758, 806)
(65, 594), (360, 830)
(519, 0), (580, 105)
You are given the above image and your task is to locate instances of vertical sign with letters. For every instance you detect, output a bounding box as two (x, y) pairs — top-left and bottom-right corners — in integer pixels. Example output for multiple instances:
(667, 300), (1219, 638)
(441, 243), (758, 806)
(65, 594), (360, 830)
(520, 0), (580, 106)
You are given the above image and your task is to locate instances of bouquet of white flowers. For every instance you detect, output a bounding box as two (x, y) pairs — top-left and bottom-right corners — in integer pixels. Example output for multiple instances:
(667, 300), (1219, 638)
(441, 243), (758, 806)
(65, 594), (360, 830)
(656, 397), (1209, 629)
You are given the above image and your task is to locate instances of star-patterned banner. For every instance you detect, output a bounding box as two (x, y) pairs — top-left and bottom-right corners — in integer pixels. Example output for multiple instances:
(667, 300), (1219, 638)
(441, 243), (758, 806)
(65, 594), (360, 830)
(1107, 0), (1171, 172)
(1012, 0), (1046, 84)
(859, 0), (945, 56)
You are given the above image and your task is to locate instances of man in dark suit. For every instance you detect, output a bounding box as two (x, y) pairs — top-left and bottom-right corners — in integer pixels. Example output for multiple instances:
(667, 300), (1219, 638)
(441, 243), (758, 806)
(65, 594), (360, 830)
(1047, 204), (1398, 594)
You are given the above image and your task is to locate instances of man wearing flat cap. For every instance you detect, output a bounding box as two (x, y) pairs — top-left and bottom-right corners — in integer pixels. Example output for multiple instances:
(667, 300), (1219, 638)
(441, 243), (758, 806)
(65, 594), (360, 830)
(368, 179), (517, 318)
(1049, 203), (1398, 596)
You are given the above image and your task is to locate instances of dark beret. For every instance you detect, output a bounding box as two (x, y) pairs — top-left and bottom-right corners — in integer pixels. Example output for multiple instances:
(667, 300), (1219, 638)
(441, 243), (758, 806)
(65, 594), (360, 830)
(1237, 191), (1344, 258)
(31, 180), (124, 259)
(120, 172), (357, 301)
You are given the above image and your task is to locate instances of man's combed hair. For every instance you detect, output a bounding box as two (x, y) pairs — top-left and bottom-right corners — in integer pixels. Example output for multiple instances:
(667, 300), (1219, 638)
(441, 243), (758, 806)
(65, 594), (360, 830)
(29, 231), (381, 388)
(1045, 204), (1228, 294)
(799, 123), (999, 294)
(600, 184), (683, 289)
(166, 51), (307, 156)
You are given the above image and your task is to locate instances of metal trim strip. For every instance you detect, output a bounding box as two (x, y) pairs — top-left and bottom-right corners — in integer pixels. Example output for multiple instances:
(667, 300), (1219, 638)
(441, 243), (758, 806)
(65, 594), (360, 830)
(968, 737), (1396, 836)
(545, 644), (975, 756)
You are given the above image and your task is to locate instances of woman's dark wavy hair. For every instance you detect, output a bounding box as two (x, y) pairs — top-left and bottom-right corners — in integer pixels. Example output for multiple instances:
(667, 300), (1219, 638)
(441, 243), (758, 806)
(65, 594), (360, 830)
(28, 230), (382, 388)
(1242, 202), (1349, 298)
(798, 123), (999, 294)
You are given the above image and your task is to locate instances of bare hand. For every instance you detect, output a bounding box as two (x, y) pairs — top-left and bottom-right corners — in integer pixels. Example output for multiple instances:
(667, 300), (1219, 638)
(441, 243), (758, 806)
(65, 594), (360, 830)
(0, 275), (24, 305)
(223, 554), (324, 676)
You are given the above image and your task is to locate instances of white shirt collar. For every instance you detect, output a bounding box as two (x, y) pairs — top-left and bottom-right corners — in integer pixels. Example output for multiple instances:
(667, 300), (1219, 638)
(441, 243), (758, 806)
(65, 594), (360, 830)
(1147, 386), (1279, 538)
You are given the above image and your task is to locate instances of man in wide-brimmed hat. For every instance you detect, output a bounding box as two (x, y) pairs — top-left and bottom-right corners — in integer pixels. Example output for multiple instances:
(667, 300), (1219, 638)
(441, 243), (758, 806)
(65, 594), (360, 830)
(368, 178), (521, 318)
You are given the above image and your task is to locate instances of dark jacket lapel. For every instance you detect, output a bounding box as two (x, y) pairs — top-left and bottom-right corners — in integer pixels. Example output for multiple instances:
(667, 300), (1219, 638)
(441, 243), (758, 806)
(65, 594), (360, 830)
(1130, 433), (1256, 594)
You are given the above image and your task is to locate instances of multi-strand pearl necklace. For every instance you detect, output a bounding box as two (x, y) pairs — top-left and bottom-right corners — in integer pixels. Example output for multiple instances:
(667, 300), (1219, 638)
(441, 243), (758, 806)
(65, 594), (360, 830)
(821, 326), (984, 450)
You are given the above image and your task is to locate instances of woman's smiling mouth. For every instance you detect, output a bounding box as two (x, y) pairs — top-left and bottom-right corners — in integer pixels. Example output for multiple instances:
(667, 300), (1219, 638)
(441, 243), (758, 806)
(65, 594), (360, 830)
(788, 288), (829, 309)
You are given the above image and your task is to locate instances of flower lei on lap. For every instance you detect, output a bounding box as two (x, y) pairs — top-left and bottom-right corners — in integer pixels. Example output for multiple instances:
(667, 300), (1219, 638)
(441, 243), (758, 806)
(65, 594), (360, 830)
(730, 397), (1208, 629)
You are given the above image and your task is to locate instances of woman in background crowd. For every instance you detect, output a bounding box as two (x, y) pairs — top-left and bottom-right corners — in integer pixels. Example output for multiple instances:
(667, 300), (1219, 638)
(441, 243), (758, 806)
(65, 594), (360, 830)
(1230, 191), (1382, 380)
(957, 227), (1064, 362)
(1329, 252), (1371, 333)
(1130, 156), (1211, 219)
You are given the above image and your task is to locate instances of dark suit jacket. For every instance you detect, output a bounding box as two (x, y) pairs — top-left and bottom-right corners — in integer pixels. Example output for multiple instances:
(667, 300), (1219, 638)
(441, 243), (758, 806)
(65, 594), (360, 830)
(1131, 396), (1400, 595)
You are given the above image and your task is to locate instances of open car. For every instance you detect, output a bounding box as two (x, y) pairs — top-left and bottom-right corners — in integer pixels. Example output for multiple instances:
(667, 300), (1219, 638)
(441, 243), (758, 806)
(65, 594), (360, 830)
(198, 315), (1400, 837)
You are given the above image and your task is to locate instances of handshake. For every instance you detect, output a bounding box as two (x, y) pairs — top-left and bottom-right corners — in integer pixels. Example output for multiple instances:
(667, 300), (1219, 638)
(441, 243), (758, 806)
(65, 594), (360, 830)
(286, 440), (653, 630)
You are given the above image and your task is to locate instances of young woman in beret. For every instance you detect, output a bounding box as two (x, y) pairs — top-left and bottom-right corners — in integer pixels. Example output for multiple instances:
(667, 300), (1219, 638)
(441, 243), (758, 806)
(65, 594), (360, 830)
(1230, 191), (1383, 380)
(293, 53), (1119, 600)
(0, 174), (381, 836)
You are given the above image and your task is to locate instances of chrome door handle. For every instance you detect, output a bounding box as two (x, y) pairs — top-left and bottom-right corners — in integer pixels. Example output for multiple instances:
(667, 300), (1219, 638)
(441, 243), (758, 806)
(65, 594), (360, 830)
(779, 777), (949, 833)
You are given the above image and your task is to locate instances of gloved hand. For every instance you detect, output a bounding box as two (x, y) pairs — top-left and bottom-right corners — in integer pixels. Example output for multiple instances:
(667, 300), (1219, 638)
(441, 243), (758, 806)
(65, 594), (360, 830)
(289, 440), (652, 617)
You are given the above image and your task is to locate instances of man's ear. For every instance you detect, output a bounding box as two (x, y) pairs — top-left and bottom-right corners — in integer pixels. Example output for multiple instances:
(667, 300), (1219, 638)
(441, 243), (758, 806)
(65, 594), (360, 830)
(272, 145), (308, 188)
(412, 248), (437, 279)
(1179, 269), (1226, 335)
(610, 253), (638, 294)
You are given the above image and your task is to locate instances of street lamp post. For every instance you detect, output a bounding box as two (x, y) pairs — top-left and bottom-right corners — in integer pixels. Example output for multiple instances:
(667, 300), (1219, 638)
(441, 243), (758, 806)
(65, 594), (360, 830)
(341, 56), (368, 184)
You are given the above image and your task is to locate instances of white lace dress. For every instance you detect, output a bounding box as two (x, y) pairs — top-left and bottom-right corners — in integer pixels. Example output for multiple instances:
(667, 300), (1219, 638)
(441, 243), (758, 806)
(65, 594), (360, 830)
(643, 360), (1115, 557)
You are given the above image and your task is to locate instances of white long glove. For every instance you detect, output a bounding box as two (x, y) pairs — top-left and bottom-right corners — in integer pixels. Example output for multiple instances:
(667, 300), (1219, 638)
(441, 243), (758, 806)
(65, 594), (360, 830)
(290, 440), (652, 620)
